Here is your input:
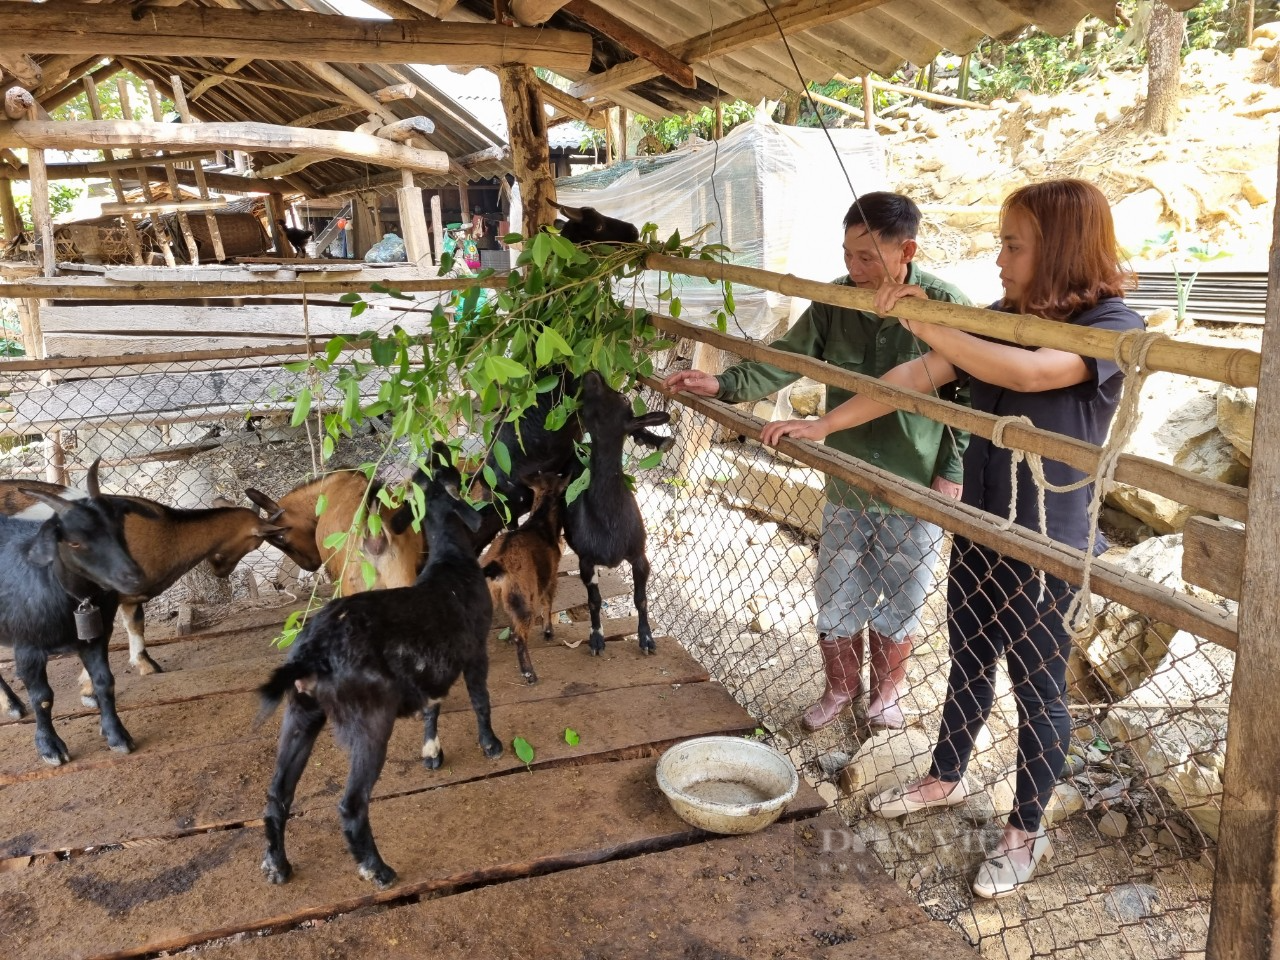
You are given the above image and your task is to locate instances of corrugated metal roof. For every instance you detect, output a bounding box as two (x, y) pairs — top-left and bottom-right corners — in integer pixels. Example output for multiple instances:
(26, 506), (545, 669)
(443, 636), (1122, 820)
(26, 0), (1203, 197)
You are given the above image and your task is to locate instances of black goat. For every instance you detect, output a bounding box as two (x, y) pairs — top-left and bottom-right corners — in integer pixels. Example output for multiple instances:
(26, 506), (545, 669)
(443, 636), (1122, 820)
(552, 203), (640, 245)
(257, 446), (502, 890)
(0, 459), (145, 765)
(563, 371), (670, 656)
(276, 219), (313, 257)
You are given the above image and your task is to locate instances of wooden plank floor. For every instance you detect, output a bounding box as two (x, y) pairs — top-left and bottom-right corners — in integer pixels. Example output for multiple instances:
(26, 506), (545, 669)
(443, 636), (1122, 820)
(0, 562), (976, 960)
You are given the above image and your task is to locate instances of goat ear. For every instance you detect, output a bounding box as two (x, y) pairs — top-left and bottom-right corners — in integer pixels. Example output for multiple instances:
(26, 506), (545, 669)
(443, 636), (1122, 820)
(254, 522), (288, 538)
(85, 457), (104, 498)
(630, 411), (671, 430)
(455, 502), (483, 534)
(26, 520), (59, 567)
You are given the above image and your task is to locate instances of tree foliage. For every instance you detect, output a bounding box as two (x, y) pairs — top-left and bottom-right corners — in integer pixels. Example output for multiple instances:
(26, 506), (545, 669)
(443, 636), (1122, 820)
(633, 102), (755, 154)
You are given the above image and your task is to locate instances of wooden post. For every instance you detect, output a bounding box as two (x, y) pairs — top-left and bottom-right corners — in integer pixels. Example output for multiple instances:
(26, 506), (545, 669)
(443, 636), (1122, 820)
(619, 106), (628, 157)
(713, 101), (722, 140)
(457, 178), (471, 224)
(351, 192), (377, 260)
(497, 64), (556, 236)
(397, 168), (431, 268)
(429, 191), (444, 265)
(958, 52), (972, 101)
(169, 74), (226, 262)
(862, 74), (874, 130)
(83, 74), (144, 265)
(0, 177), (16, 241)
(1246, 0), (1256, 44)
(117, 77), (176, 267)
(267, 192), (289, 257)
(671, 341), (728, 482)
(1205, 135), (1280, 959)
(144, 79), (200, 265)
(15, 296), (42, 358)
(26, 140), (54, 277)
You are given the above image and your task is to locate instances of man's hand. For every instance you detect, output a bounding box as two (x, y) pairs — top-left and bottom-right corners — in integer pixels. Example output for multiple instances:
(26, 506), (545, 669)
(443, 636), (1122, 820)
(760, 417), (832, 447)
(930, 475), (963, 501)
(662, 369), (720, 397)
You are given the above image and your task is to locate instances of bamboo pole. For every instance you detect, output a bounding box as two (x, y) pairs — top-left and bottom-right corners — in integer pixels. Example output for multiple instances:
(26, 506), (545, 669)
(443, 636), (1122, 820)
(26, 140), (54, 277)
(117, 77), (177, 267)
(647, 379), (1239, 651)
(870, 76), (996, 110)
(644, 253), (1262, 388)
(652, 312), (1247, 523)
(0, 274), (494, 300)
(143, 78), (200, 265)
(0, 177), (16, 241)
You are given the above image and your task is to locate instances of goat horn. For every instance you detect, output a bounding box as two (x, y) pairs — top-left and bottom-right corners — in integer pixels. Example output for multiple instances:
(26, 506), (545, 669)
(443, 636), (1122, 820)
(551, 202), (584, 221)
(17, 488), (76, 516)
(85, 457), (103, 498)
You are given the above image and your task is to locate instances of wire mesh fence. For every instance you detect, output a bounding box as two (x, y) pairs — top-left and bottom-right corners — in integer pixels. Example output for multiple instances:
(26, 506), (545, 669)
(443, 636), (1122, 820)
(634, 365), (1230, 960)
(0, 337), (1235, 959)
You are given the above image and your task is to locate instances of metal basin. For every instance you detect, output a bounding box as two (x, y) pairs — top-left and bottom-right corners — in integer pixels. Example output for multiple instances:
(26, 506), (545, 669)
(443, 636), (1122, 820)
(656, 735), (799, 835)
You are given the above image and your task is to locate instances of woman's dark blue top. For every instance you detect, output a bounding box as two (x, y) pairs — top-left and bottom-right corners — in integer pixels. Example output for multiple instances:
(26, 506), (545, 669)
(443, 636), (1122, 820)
(958, 297), (1144, 553)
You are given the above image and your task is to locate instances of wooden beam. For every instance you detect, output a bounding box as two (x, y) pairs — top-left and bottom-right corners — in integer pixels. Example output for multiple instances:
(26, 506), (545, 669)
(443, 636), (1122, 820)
(0, 150), (215, 180)
(2, 85), (34, 121)
(41, 59), (119, 113)
(0, 53), (40, 89)
(498, 65), (556, 236)
(100, 199), (230, 216)
(652, 381), (1239, 651)
(116, 76), (177, 267)
(569, 0), (883, 100)
(1206, 142), (1280, 960)
(287, 103), (364, 129)
(83, 73), (144, 266)
(0, 177), (17, 242)
(188, 57), (254, 101)
(169, 74), (226, 262)
(0, 274), (495, 301)
(398, 169), (431, 268)
(27, 139), (54, 277)
(3, 3), (594, 72)
(144, 78), (202, 265)
(0, 120), (451, 173)
(537, 79), (604, 128)
(375, 116), (436, 142)
(561, 0), (695, 89)
(0, 160), (284, 196)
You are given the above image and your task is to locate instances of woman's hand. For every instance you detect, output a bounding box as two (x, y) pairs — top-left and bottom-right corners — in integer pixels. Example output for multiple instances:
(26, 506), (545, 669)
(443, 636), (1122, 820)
(662, 369), (720, 396)
(760, 417), (831, 447)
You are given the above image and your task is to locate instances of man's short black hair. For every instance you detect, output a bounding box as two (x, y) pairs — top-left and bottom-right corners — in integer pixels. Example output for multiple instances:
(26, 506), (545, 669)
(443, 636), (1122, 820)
(842, 192), (921, 243)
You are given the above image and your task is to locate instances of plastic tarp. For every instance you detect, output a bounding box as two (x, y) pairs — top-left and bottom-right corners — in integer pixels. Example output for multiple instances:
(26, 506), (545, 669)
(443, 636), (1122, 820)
(555, 115), (887, 339)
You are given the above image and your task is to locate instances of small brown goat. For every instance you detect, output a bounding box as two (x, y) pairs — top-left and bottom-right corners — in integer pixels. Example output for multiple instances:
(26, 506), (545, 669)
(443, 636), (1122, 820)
(480, 472), (569, 684)
(246, 470), (425, 596)
(0, 480), (282, 701)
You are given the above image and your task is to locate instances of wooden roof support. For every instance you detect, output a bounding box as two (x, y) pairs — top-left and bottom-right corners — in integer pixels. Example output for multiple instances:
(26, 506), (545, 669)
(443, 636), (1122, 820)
(0, 53), (40, 89)
(82, 72), (144, 266)
(188, 57), (254, 101)
(537, 78), (605, 128)
(510, 0), (570, 24)
(561, 0), (695, 89)
(0, 120), (451, 173)
(569, 0), (883, 100)
(41, 60), (119, 113)
(498, 65), (556, 236)
(0, 153), (214, 179)
(3, 2), (593, 72)
(170, 74), (226, 263)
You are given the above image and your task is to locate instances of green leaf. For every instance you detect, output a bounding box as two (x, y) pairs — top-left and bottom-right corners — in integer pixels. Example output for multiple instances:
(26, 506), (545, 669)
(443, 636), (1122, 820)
(502, 232), (523, 245)
(315, 493), (329, 517)
(670, 296), (682, 319)
(291, 387), (312, 427)
(367, 512), (383, 538)
(325, 336), (348, 363)
(484, 355), (528, 383)
(361, 560), (377, 590)
(370, 337), (397, 366)
(542, 326), (573, 358)
(493, 439), (512, 475)
(530, 232), (551, 270)
(342, 379), (360, 422)
(513, 736), (535, 767)
(322, 531), (347, 549)
(563, 727), (580, 746)
(339, 292), (362, 304)
(349, 300), (368, 318)
(498, 627), (511, 641)
(321, 435), (335, 461)
(565, 467), (591, 505)
(635, 449), (663, 469)
(482, 464), (498, 491)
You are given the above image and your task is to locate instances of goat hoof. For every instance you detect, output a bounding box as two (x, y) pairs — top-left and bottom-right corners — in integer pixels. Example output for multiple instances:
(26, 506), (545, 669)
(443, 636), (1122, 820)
(38, 740), (70, 766)
(523, 671), (538, 684)
(4, 701), (25, 720)
(107, 735), (136, 754)
(481, 739), (503, 760)
(80, 693), (99, 708)
(261, 855), (292, 884)
(134, 654), (163, 676)
(422, 753), (443, 771)
(360, 862), (397, 889)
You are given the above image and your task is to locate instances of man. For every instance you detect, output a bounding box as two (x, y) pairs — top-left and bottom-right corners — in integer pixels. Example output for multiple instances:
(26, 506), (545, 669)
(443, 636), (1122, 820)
(663, 192), (970, 731)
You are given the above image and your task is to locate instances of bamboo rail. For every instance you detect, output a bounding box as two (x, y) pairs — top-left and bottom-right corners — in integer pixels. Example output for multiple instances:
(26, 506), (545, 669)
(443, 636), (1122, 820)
(645, 378), (1239, 652)
(0, 275), (494, 300)
(645, 253), (1262, 388)
(651, 312), (1249, 523)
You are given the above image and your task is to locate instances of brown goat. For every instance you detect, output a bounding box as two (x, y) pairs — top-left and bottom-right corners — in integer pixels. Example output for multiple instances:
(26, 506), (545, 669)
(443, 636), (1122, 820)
(480, 472), (569, 684)
(0, 480), (282, 702)
(246, 470), (425, 597)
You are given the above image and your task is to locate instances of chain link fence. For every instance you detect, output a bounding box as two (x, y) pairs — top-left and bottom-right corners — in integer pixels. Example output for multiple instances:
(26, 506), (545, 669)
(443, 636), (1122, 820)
(636, 355), (1232, 960)
(0, 335), (1235, 957)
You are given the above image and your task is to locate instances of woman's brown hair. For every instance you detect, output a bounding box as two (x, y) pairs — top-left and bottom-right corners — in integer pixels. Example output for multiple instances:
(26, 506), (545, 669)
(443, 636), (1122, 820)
(1000, 179), (1134, 322)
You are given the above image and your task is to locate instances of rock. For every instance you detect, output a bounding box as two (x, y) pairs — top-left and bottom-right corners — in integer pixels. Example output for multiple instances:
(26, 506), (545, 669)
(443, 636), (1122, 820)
(787, 378), (825, 417)
(836, 726), (936, 800)
(817, 751), (852, 777)
(1061, 753), (1087, 778)
(969, 231), (998, 256)
(1042, 782), (1085, 827)
(1097, 810), (1130, 838)
(1217, 384), (1256, 462)
(1156, 828), (1180, 848)
(1112, 189), (1166, 256)
(1241, 169), (1274, 207)
(1144, 306), (1178, 334)
(710, 446), (826, 538)
(916, 154), (944, 173)
(1103, 883), (1160, 923)
(1253, 20), (1280, 41)
(816, 781), (839, 805)
(1107, 374), (1250, 534)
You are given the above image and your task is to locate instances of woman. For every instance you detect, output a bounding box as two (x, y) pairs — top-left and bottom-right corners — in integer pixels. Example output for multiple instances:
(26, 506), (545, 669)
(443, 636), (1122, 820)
(761, 179), (1142, 898)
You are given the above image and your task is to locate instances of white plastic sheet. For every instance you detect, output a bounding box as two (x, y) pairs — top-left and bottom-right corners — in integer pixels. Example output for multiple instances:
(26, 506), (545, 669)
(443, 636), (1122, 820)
(556, 114), (887, 339)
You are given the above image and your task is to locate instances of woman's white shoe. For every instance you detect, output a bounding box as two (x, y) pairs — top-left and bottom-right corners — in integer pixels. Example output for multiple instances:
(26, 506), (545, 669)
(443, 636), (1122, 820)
(870, 779), (970, 819)
(971, 828), (1052, 899)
